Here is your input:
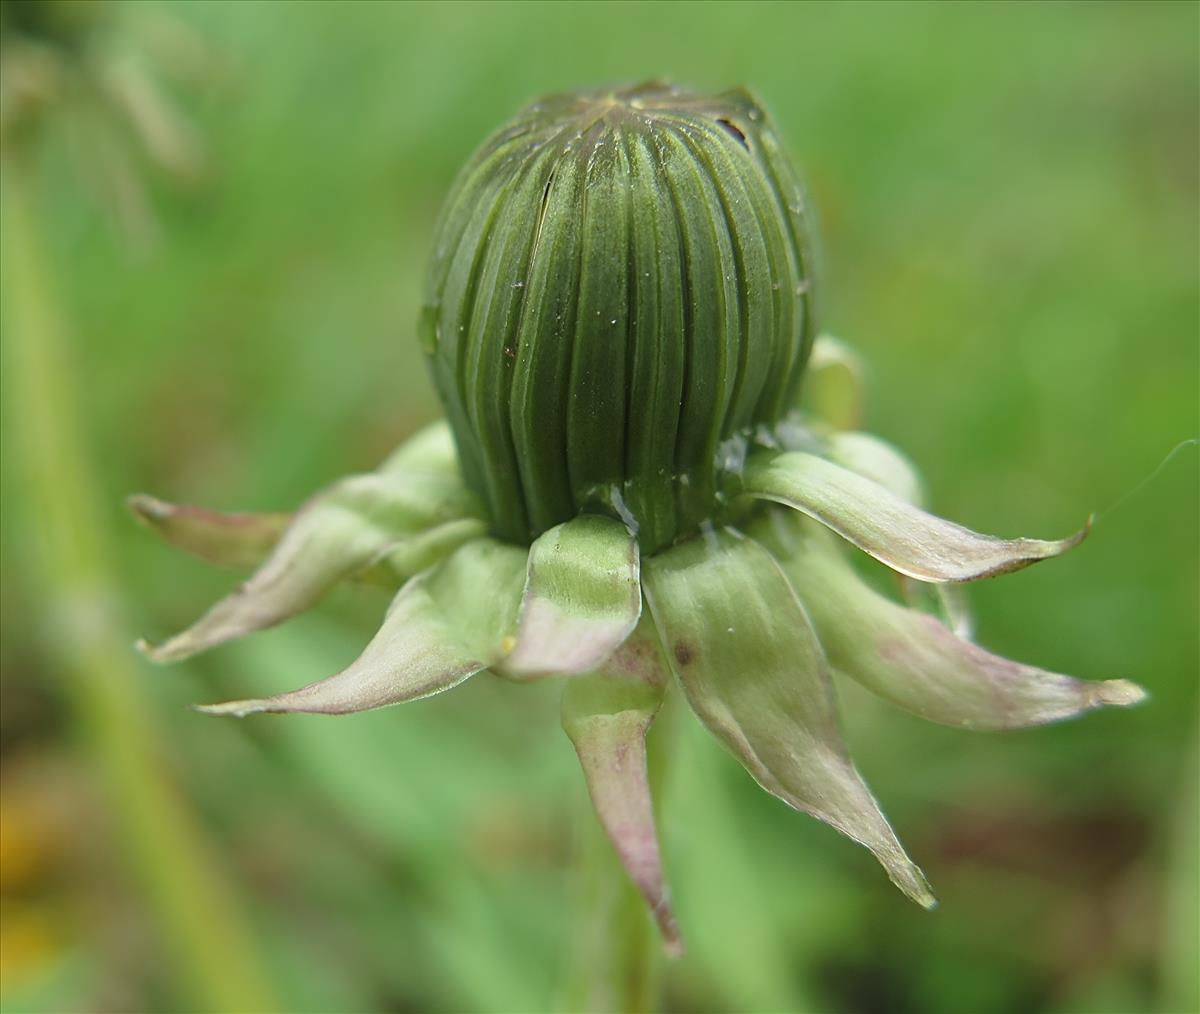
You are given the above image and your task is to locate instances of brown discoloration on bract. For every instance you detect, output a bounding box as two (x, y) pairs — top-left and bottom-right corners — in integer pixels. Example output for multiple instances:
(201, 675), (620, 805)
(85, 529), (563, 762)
(127, 494), (288, 532)
(673, 640), (694, 666)
(716, 117), (749, 150)
(615, 636), (658, 681)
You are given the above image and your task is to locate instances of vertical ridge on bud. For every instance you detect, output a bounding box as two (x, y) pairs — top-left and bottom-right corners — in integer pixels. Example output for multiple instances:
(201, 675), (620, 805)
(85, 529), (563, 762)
(712, 135), (772, 438)
(427, 162), (511, 511)
(621, 128), (684, 552)
(755, 122), (818, 419)
(566, 128), (630, 518)
(463, 143), (562, 542)
(510, 143), (585, 537)
(423, 130), (539, 502)
(660, 122), (740, 532)
(422, 84), (817, 550)
(716, 118), (802, 431)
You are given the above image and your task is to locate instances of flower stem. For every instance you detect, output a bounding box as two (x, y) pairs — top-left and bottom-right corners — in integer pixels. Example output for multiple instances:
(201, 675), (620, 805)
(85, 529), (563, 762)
(1, 151), (276, 1011)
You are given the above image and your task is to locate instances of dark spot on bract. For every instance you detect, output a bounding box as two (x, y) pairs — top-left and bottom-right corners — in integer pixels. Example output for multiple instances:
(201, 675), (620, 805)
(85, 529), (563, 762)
(673, 641), (694, 666)
(716, 118), (749, 150)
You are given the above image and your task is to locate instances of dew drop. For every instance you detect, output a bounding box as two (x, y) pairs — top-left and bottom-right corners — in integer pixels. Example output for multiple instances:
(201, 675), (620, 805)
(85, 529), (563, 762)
(417, 305), (439, 355)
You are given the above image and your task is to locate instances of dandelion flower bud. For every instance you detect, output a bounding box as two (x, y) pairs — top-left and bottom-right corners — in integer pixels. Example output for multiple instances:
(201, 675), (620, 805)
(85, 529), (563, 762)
(420, 83), (816, 549)
(134, 82), (1146, 954)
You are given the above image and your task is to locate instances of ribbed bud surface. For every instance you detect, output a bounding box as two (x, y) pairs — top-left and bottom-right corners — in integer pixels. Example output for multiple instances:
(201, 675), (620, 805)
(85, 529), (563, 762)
(420, 83), (817, 551)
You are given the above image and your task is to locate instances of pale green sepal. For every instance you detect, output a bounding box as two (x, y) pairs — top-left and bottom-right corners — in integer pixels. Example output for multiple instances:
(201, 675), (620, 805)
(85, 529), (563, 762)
(754, 513), (1147, 730)
(196, 538), (526, 717)
(561, 618), (682, 955)
(824, 433), (973, 637)
(803, 334), (864, 431)
(377, 420), (459, 476)
(357, 518), (488, 589)
(742, 450), (1087, 583)
(643, 527), (936, 909)
(126, 494), (290, 569)
(140, 471), (482, 663)
(501, 515), (640, 679)
(825, 431), (926, 508)
(899, 577), (974, 641)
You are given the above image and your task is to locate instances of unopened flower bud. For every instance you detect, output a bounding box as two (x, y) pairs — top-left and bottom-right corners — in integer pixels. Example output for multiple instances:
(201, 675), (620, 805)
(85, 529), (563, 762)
(420, 83), (816, 550)
(134, 82), (1146, 954)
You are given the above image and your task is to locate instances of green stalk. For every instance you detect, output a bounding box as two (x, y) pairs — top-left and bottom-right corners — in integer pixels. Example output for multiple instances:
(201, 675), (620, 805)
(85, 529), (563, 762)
(560, 805), (659, 1013)
(1161, 720), (1198, 1013)
(1, 151), (276, 1012)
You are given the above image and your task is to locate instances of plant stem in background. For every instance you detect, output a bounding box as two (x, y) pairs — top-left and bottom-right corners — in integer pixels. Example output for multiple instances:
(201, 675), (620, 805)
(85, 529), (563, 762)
(1161, 722), (1198, 1013)
(0, 152), (276, 1013)
(561, 807), (660, 1013)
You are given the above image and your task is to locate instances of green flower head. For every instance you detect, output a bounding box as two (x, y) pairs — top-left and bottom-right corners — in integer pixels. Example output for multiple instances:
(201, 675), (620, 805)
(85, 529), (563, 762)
(133, 83), (1145, 954)
(420, 83), (814, 551)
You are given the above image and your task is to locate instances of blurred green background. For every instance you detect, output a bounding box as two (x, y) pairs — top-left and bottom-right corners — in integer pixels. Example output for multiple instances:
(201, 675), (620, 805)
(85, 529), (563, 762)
(1, 2), (1197, 1012)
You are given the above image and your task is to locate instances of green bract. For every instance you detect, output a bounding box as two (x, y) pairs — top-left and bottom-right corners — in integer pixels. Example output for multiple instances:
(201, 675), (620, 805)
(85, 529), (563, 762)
(133, 84), (1145, 954)
(420, 83), (815, 551)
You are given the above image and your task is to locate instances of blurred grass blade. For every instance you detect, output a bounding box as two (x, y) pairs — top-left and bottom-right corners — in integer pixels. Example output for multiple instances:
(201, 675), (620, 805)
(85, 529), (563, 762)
(742, 449), (1088, 582)
(1162, 723), (1199, 1013)
(643, 527), (936, 908)
(99, 55), (206, 183)
(1, 151), (276, 1011)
